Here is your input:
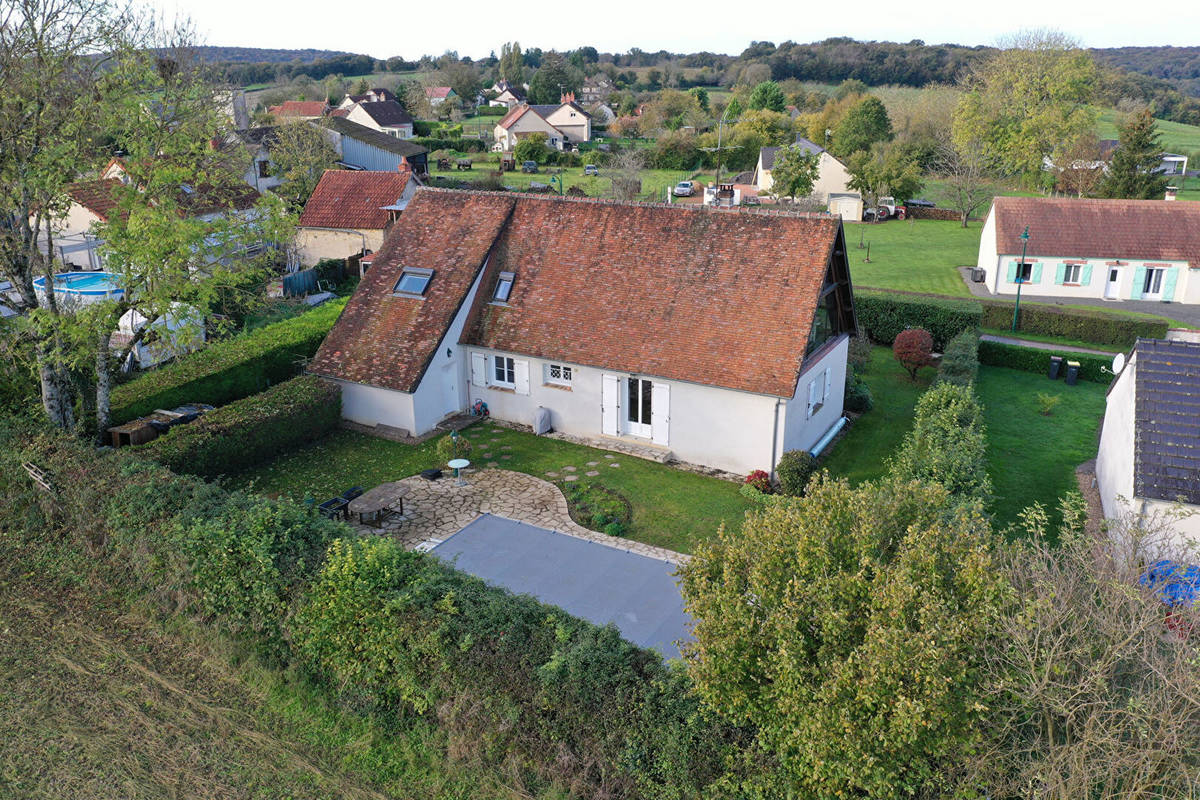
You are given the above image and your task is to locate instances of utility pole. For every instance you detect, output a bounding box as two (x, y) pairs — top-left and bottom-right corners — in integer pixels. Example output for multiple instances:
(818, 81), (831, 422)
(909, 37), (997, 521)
(702, 102), (739, 189)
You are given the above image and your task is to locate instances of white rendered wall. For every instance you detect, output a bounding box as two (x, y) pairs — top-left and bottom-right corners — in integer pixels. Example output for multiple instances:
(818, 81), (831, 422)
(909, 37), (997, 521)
(782, 335), (850, 455)
(1096, 354), (1137, 521)
(295, 228), (384, 266)
(336, 379), (417, 433)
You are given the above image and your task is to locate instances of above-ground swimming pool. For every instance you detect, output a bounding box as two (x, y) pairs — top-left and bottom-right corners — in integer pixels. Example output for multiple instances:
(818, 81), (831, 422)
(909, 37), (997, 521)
(33, 271), (124, 307)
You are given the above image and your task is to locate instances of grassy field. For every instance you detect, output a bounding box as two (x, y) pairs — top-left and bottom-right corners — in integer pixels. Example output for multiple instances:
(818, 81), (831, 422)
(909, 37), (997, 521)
(844, 218), (980, 296)
(230, 421), (753, 554)
(427, 156), (709, 203)
(0, 580), (544, 800)
(820, 347), (1108, 532)
(1096, 107), (1200, 154)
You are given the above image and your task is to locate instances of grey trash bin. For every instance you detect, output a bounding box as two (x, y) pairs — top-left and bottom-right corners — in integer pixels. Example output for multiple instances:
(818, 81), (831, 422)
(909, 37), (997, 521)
(1048, 355), (1063, 379)
(1065, 360), (1080, 386)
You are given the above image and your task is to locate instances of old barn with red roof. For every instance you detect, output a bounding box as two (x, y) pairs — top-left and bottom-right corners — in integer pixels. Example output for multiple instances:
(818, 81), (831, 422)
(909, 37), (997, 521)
(309, 188), (857, 475)
(296, 168), (418, 266)
(977, 196), (1200, 303)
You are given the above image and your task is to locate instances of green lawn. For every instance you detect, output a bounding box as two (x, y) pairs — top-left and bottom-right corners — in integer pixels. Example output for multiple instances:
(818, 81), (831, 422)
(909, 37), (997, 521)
(229, 421), (753, 554)
(822, 347), (1108, 533)
(844, 219), (980, 296)
(427, 156), (708, 203)
(821, 348), (935, 484)
(1096, 107), (1200, 154)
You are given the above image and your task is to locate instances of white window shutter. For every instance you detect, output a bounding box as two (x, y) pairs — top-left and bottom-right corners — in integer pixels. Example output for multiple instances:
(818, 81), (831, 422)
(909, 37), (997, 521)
(471, 353), (486, 387)
(823, 367), (832, 402)
(601, 374), (619, 435)
(514, 359), (530, 395)
(651, 383), (670, 445)
(807, 379), (817, 418)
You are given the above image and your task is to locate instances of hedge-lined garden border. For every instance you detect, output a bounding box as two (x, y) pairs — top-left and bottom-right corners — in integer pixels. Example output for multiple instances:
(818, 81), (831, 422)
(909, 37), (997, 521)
(137, 375), (341, 479)
(980, 301), (1169, 350)
(977, 340), (1113, 383)
(855, 290), (981, 350)
(111, 298), (346, 424)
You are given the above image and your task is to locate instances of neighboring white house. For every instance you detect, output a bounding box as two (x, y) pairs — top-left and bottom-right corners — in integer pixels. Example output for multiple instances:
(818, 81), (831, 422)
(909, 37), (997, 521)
(295, 167), (418, 266)
(976, 197), (1200, 303)
(344, 100), (414, 139)
(308, 188), (859, 476)
(494, 98), (592, 151)
(755, 138), (859, 220)
(1096, 336), (1200, 551)
(225, 126), (281, 193)
(488, 81), (526, 108)
(425, 86), (456, 106)
(337, 88), (397, 109)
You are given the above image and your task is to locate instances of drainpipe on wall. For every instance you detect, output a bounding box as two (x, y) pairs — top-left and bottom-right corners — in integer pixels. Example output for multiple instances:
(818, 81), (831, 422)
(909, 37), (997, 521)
(769, 397), (784, 479)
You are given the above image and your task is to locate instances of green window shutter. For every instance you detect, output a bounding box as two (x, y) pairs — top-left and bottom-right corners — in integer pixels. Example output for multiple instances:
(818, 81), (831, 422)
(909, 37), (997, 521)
(1006, 262), (1017, 283)
(1131, 266), (1147, 300)
(1054, 263), (1066, 284)
(1162, 267), (1180, 301)
(1031, 263), (1043, 283)
(1080, 264), (1093, 285)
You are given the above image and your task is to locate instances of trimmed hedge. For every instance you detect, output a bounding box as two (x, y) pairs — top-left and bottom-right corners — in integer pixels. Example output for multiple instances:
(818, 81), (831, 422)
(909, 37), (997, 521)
(889, 382), (991, 503)
(978, 340), (1113, 384)
(138, 375), (340, 478)
(937, 330), (980, 386)
(981, 301), (1169, 349)
(412, 136), (488, 153)
(856, 290), (982, 350)
(110, 298), (346, 425)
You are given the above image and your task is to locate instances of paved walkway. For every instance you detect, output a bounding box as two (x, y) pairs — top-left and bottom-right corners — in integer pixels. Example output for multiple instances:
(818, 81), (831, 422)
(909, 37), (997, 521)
(980, 334), (1117, 356)
(346, 468), (687, 565)
(957, 266), (1200, 327)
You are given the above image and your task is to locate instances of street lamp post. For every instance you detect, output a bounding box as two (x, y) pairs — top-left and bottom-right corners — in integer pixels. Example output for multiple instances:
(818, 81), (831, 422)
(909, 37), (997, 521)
(549, 172), (564, 195)
(1011, 225), (1030, 334)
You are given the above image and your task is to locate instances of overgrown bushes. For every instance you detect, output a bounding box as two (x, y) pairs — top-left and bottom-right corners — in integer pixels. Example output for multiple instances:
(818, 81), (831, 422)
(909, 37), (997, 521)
(937, 330), (980, 386)
(3, 422), (739, 798)
(110, 297), (346, 424)
(889, 382), (991, 503)
(981, 301), (1169, 348)
(978, 340), (1112, 383)
(138, 375), (340, 478)
(856, 290), (981, 349)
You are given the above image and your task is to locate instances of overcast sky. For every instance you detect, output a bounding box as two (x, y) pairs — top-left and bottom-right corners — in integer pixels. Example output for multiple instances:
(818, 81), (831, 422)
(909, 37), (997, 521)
(156, 0), (1200, 57)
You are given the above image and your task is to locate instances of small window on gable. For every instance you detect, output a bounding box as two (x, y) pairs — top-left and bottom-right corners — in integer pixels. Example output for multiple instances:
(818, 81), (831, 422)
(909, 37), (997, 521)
(493, 271), (514, 303)
(393, 268), (432, 296)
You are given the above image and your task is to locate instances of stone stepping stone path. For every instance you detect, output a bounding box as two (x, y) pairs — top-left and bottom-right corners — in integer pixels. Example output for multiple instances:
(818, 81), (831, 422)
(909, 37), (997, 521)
(501, 445), (512, 450)
(586, 461), (599, 466)
(487, 462), (499, 467)
(564, 475), (578, 482)
(585, 471), (600, 477)
(563, 466), (576, 472)
(501, 454), (512, 460)
(604, 454), (616, 459)
(545, 471), (559, 478)
(609, 462), (620, 468)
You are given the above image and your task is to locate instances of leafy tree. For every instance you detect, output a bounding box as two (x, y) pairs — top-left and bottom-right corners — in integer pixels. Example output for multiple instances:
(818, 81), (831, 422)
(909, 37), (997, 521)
(680, 475), (1008, 799)
(499, 41), (525, 86)
(352, 76), (369, 95)
(831, 95), (892, 157)
(932, 137), (996, 227)
(1053, 132), (1106, 197)
(1098, 108), (1170, 199)
(847, 142), (924, 211)
(834, 78), (869, 100)
(748, 80), (787, 112)
(269, 121), (340, 211)
(689, 86), (710, 112)
(953, 29), (1097, 179)
(892, 327), (934, 379)
(769, 144), (821, 199)
(514, 132), (550, 164)
(724, 96), (742, 120)
(527, 51), (581, 104)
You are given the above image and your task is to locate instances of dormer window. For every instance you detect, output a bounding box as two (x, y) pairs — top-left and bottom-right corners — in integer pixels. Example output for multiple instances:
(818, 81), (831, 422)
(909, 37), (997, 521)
(493, 271), (514, 302)
(394, 267), (433, 296)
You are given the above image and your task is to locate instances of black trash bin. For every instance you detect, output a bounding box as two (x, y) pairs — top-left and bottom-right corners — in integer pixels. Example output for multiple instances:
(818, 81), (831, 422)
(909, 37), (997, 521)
(1048, 355), (1063, 379)
(1065, 360), (1080, 386)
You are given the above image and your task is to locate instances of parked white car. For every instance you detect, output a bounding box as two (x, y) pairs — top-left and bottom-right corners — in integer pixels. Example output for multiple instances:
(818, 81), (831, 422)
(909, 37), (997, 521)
(673, 180), (695, 197)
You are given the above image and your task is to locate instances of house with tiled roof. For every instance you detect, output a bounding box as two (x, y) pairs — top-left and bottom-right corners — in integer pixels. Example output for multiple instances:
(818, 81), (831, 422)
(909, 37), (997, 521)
(268, 100), (329, 120)
(1097, 336), (1200, 549)
(755, 137), (858, 219)
(488, 81), (526, 108)
(337, 88), (397, 109)
(344, 100), (414, 139)
(977, 197), (1200, 304)
(47, 159), (261, 270)
(295, 168), (418, 266)
(494, 97), (591, 151)
(308, 189), (857, 475)
(425, 86), (456, 106)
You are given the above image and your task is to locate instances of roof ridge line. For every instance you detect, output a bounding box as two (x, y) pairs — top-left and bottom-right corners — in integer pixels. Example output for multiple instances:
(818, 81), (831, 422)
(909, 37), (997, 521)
(413, 186), (837, 220)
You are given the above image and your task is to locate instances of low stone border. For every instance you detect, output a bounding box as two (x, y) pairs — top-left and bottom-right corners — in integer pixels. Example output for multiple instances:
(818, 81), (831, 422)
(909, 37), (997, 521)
(348, 468), (688, 565)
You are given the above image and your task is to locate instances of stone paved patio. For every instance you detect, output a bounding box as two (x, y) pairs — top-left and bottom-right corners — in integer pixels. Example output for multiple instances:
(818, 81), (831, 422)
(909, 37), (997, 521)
(347, 469), (687, 565)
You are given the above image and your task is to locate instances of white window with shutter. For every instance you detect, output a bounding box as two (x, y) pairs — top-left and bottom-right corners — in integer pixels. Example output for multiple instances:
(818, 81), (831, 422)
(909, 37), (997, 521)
(492, 355), (515, 388)
(807, 371), (826, 418)
(514, 359), (530, 395)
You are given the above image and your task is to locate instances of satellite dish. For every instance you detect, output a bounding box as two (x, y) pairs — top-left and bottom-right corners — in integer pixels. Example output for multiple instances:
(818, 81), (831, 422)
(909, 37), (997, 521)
(1112, 352), (1126, 374)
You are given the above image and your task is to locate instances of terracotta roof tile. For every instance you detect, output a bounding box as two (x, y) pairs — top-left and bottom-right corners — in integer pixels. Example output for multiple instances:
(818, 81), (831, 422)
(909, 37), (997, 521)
(312, 189), (845, 397)
(298, 170), (412, 230)
(67, 178), (122, 221)
(270, 100), (328, 118)
(425, 87), (453, 99)
(993, 196), (1200, 266)
(496, 105), (530, 130)
(309, 191), (515, 391)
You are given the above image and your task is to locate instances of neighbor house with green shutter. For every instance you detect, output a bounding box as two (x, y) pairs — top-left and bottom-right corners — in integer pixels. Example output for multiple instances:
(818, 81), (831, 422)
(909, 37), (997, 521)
(976, 197), (1200, 304)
